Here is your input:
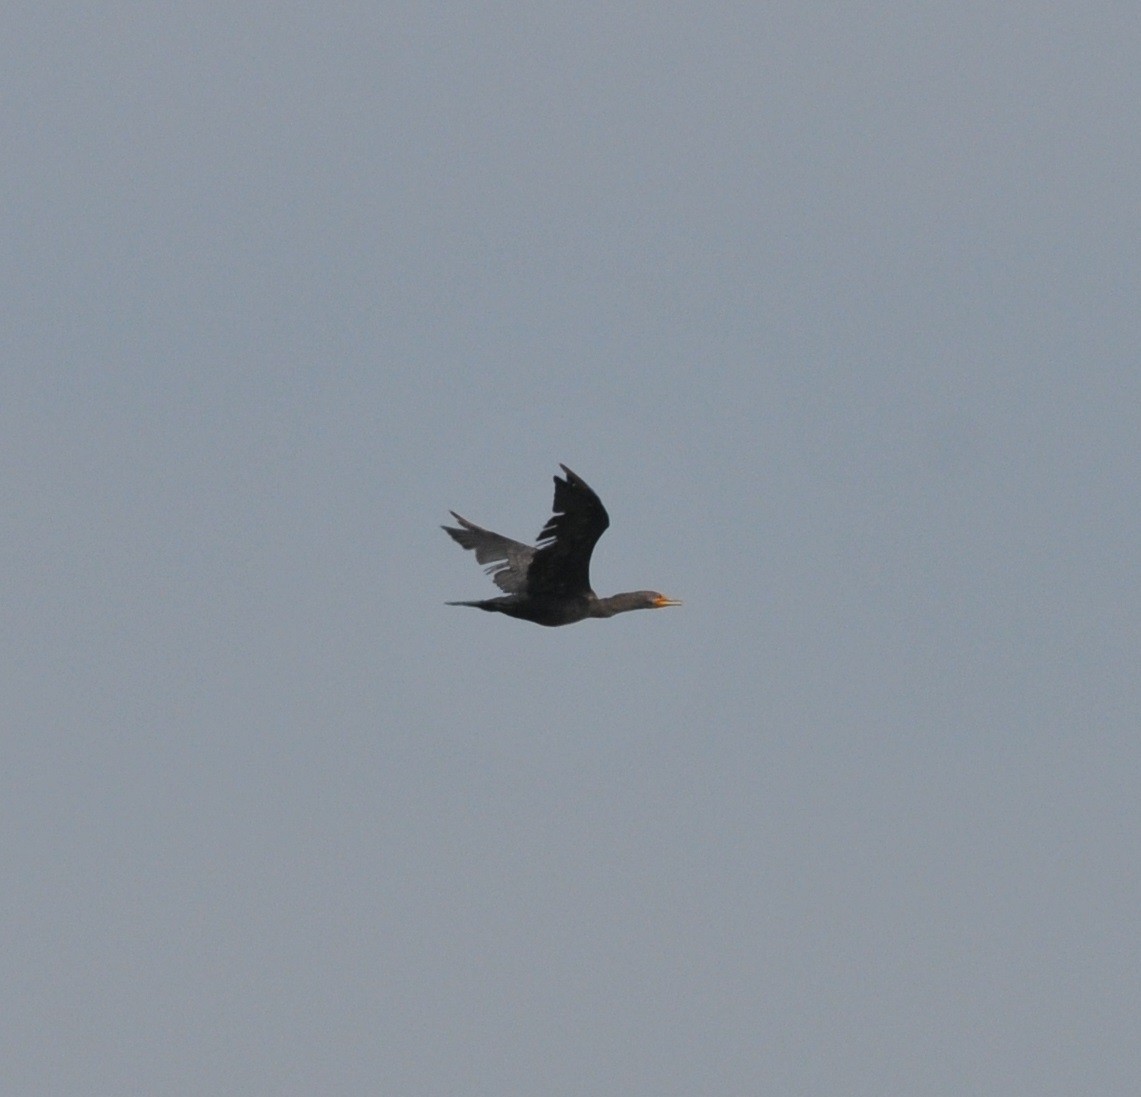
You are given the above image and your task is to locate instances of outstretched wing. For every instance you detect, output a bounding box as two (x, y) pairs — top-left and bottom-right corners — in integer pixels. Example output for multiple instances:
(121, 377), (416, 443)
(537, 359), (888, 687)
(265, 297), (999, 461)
(442, 513), (534, 594)
(526, 465), (610, 597)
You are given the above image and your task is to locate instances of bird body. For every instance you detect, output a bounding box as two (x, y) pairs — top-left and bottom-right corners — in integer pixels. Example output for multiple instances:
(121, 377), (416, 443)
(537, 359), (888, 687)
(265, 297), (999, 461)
(443, 465), (680, 627)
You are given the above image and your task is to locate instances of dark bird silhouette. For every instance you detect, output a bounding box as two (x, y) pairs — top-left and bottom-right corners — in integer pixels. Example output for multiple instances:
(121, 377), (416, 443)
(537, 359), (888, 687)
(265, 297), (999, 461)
(443, 465), (681, 626)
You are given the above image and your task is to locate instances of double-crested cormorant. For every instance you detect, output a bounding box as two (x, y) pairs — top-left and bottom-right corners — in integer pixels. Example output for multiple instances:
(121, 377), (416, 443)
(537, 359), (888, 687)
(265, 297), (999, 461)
(443, 465), (681, 627)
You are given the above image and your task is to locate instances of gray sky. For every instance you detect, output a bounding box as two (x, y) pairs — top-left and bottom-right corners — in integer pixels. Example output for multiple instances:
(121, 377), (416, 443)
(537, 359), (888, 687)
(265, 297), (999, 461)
(4, 4), (1139, 1094)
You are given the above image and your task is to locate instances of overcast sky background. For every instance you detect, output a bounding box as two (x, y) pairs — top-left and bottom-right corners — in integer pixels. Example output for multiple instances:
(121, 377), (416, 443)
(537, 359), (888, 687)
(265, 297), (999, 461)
(3, 4), (1139, 1095)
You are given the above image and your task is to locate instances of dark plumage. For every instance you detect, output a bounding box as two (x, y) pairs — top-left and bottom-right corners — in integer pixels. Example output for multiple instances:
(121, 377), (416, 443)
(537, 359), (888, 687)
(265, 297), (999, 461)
(443, 465), (681, 627)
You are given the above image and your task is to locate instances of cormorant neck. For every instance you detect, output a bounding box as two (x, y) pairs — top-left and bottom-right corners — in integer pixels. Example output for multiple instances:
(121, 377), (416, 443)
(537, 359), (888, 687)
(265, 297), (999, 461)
(590, 591), (657, 617)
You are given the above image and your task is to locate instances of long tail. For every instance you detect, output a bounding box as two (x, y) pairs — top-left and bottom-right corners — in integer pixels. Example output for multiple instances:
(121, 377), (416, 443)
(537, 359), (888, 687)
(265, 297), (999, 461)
(445, 599), (498, 611)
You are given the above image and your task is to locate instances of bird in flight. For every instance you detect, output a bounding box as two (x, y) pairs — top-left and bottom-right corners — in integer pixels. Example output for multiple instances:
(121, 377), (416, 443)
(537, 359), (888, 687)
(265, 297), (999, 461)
(443, 464), (681, 627)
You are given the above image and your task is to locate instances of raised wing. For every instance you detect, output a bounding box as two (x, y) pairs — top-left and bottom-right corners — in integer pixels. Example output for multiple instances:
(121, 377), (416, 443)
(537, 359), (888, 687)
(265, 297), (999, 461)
(526, 465), (610, 597)
(442, 513), (534, 594)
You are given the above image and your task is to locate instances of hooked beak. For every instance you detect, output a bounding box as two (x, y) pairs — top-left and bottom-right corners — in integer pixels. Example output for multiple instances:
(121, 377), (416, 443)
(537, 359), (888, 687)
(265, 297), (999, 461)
(652, 595), (683, 608)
